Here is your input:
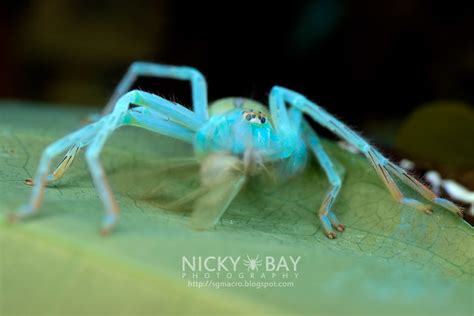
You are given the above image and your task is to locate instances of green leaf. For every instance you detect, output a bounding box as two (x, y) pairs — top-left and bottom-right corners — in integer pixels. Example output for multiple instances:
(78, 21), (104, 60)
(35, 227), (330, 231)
(1, 102), (473, 316)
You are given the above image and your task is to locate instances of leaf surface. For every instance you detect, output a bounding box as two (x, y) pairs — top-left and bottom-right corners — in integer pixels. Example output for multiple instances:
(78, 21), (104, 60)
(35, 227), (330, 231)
(0, 103), (472, 315)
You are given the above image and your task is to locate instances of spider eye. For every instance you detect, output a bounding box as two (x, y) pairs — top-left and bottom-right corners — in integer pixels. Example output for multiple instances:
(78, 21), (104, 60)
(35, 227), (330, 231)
(261, 117), (266, 123)
(251, 114), (256, 119)
(245, 114), (252, 121)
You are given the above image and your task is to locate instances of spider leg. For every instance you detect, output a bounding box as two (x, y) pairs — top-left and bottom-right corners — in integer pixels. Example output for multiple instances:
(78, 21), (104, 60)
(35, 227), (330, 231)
(47, 143), (82, 182)
(25, 139), (87, 185)
(127, 90), (205, 129)
(269, 97), (344, 238)
(10, 117), (108, 221)
(86, 90), (203, 235)
(13, 90), (203, 234)
(85, 117), (126, 235)
(271, 93), (346, 238)
(383, 158), (462, 216)
(269, 86), (463, 217)
(303, 122), (346, 239)
(104, 62), (208, 120)
(37, 88), (202, 184)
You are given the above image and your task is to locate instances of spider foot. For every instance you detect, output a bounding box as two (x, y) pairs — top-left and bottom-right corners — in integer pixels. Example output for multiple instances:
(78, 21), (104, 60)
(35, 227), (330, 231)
(433, 198), (464, 217)
(100, 227), (111, 236)
(319, 212), (344, 239)
(400, 198), (433, 215)
(99, 213), (119, 236)
(336, 224), (345, 232)
(375, 158), (462, 217)
(7, 204), (37, 224)
(7, 212), (19, 224)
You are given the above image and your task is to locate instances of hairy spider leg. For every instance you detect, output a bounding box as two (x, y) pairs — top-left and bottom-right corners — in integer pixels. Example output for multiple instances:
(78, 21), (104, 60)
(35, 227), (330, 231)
(10, 116), (108, 221)
(103, 62), (208, 120)
(86, 90), (204, 234)
(85, 107), (129, 235)
(269, 86), (463, 217)
(383, 157), (462, 216)
(303, 122), (346, 238)
(125, 106), (196, 142)
(269, 94), (346, 238)
(52, 62), (208, 181)
(50, 83), (204, 183)
(12, 90), (205, 234)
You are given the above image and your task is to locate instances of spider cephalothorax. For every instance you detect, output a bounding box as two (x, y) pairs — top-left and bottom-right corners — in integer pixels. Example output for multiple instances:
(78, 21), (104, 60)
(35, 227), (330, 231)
(11, 62), (463, 238)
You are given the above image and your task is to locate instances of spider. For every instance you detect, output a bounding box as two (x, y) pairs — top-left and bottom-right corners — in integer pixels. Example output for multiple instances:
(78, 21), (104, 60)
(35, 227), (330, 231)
(9, 62), (463, 238)
(243, 255), (263, 272)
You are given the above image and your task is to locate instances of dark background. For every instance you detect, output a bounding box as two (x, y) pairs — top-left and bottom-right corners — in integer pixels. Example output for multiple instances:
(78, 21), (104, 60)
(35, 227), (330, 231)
(1, 1), (473, 119)
(0, 1), (472, 180)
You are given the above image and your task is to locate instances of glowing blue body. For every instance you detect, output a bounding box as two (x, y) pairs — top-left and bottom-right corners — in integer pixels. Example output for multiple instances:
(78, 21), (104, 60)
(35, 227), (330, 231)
(14, 62), (463, 238)
(194, 107), (306, 172)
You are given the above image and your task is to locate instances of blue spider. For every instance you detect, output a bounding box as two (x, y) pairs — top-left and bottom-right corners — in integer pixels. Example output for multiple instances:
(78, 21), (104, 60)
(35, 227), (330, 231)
(10, 62), (463, 238)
